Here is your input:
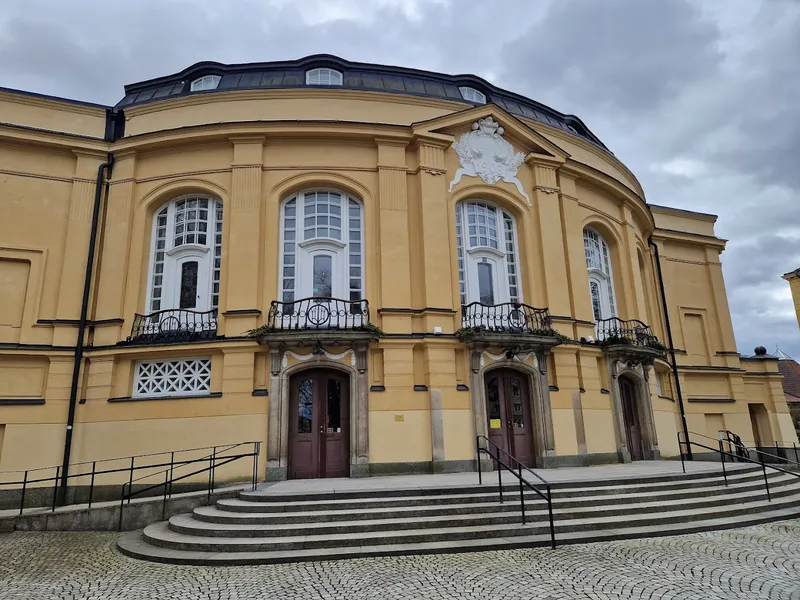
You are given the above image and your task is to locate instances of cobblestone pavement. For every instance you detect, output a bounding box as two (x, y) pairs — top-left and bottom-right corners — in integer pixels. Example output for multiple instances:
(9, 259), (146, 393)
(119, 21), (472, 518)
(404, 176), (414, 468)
(1, 520), (799, 600)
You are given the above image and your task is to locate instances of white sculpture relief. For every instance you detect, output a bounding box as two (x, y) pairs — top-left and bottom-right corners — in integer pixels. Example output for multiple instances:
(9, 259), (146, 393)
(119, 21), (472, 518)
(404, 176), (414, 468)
(449, 117), (529, 203)
(482, 351), (537, 366)
(282, 349), (356, 369)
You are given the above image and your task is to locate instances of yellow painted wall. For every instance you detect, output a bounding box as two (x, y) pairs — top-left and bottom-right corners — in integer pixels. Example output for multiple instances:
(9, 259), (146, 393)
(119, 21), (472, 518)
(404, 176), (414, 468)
(0, 83), (796, 481)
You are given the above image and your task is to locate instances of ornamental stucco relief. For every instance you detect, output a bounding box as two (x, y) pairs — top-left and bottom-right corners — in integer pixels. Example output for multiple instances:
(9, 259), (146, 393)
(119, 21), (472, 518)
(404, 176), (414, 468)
(448, 116), (529, 203)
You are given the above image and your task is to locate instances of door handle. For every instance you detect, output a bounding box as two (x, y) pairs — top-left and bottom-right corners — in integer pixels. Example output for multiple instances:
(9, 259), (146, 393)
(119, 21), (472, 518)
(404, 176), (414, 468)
(319, 425), (324, 435)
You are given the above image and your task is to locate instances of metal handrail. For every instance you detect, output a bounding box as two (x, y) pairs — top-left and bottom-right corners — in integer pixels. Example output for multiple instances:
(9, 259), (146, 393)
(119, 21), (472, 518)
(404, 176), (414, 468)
(476, 435), (555, 549)
(689, 430), (800, 468)
(677, 431), (800, 502)
(2, 441), (261, 521)
(595, 317), (660, 347)
(461, 302), (552, 333)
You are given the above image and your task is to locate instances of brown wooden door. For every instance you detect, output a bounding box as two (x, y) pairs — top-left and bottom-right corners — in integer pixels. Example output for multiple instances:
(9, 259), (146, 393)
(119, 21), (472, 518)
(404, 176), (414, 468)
(620, 377), (644, 461)
(288, 369), (350, 479)
(484, 369), (535, 467)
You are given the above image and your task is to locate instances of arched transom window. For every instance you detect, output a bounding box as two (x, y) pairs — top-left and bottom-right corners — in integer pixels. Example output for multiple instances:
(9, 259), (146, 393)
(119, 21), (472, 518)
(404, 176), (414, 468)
(306, 68), (343, 86)
(148, 196), (223, 314)
(281, 190), (363, 303)
(190, 75), (220, 92)
(455, 201), (520, 306)
(584, 228), (617, 321)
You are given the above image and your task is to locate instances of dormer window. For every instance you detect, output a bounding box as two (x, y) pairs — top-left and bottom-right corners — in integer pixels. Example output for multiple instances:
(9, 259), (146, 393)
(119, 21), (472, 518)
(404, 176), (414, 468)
(306, 68), (343, 86)
(459, 87), (486, 104)
(190, 75), (221, 92)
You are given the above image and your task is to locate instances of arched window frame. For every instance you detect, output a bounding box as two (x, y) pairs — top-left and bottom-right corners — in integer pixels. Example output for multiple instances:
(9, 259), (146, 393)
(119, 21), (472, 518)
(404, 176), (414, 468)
(455, 200), (521, 306)
(190, 75), (221, 92)
(279, 189), (363, 303)
(306, 68), (343, 86)
(146, 196), (223, 314)
(459, 86), (486, 104)
(584, 227), (617, 321)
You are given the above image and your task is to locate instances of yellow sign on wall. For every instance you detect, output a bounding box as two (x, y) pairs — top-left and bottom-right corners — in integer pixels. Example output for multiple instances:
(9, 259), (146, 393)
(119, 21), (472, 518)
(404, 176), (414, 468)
(489, 419), (501, 429)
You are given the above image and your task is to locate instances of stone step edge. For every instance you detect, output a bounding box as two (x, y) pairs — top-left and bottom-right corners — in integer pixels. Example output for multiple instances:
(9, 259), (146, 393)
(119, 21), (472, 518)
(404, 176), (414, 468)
(116, 504), (800, 566)
(221, 472), (797, 511)
(239, 466), (762, 503)
(180, 483), (800, 532)
(146, 492), (800, 549)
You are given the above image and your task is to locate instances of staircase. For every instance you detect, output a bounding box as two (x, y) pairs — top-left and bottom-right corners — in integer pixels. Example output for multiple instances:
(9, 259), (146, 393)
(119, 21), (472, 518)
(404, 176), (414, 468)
(117, 464), (800, 565)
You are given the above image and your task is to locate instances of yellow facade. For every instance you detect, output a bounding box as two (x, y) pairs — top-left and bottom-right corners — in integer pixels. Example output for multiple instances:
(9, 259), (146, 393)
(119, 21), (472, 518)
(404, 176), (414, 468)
(0, 57), (795, 485)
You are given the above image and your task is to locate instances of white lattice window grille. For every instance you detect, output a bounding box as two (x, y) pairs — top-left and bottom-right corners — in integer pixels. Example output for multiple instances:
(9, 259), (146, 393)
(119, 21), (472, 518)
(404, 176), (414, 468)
(459, 86), (486, 104)
(190, 75), (220, 91)
(133, 358), (212, 398)
(306, 68), (343, 86)
(281, 190), (364, 302)
(584, 228), (617, 320)
(456, 201), (521, 306)
(147, 196), (223, 313)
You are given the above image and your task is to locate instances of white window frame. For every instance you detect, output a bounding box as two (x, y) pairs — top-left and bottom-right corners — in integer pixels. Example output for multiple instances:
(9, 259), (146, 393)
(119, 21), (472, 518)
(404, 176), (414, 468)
(279, 190), (363, 303)
(459, 87), (486, 104)
(584, 228), (617, 322)
(132, 357), (212, 398)
(190, 75), (221, 92)
(306, 68), (343, 86)
(146, 196), (223, 314)
(455, 201), (522, 306)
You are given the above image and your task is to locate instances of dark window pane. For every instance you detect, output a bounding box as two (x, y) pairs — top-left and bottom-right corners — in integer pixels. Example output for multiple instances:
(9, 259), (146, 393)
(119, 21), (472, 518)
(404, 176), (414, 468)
(326, 379), (341, 432)
(179, 261), (198, 309)
(510, 377), (524, 428)
(313, 255), (332, 297)
(478, 262), (495, 305)
(298, 379), (313, 433)
(487, 378), (501, 427)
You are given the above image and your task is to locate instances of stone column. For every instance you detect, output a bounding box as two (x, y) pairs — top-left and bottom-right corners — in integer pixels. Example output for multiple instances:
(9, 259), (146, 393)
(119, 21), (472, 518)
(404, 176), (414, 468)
(266, 344), (284, 480)
(535, 351), (557, 462)
(223, 136), (264, 336)
(53, 151), (107, 347)
(639, 365), (660, 458)
(607, 358), (631, 462)
(93, 151), (136, 346)
(353, 343), (370, 477)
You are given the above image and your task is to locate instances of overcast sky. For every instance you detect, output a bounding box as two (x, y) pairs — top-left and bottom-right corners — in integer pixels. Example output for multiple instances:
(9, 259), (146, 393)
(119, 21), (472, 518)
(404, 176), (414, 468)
(2, 0), (798, 357)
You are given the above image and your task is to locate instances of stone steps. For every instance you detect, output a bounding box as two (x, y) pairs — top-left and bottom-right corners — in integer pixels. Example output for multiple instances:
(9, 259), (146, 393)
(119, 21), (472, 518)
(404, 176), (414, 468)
(117, 464), (800, 565)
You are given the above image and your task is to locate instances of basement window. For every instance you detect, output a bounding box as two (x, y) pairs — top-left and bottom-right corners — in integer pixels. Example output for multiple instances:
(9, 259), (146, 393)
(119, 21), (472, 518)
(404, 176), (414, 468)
(133, 358), (212, 398)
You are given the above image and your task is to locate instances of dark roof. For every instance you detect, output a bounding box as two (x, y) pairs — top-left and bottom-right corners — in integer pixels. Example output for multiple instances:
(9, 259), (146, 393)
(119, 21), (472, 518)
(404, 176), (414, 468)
(778, 358), (800, 400)
(0, 85), (111, 110)
(116, 54), (608, 151)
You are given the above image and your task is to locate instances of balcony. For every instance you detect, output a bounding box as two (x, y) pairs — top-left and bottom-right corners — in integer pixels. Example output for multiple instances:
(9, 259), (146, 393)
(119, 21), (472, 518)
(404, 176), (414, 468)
(126, 309), (218, 345)
(457, 302), (566, 352)
(594, 317), (666, 362)
(250, 297), (380, 348)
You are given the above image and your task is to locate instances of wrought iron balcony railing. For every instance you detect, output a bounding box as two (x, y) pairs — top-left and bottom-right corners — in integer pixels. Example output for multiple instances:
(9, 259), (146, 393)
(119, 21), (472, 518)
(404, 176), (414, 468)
(595, 317), (662, 348)
(127, 309), (218, 344)
(266, 297), (370, 331)
(461, 302), (552, 334)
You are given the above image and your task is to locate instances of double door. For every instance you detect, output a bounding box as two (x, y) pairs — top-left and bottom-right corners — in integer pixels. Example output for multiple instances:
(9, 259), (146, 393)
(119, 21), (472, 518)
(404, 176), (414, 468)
(288, 369), (350, 479)
(484, 369), (534, 467)
(619, 377), (644, 461)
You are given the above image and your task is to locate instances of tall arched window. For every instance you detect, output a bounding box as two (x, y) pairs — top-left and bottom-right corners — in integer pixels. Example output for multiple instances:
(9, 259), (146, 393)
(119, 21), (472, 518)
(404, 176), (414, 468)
(280, 190), (363, 303)
(584, 228), (616, 321)
(455, 201), (520, 306)
(147, 196), (223, 314)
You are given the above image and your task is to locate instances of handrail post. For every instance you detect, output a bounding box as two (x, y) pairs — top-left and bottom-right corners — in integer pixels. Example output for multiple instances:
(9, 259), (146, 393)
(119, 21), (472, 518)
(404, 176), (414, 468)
(762, 460), (771, 502)
(794, 442), (798, 464)
(251, 442), (257, 491)
(519, 463), (525, 525)
(547, 484), (555, 549)
(88, 461), (96, 509)
(497, 450), (503, 503)
(168, 451), (175, 499)
(19, 470), (28, 516)
(51, 466), (61, 512)
(476, 437), (482, 485)
(719, 440), (728, 486)
(208, 446), (216, 501)
(118, 484), (125, 531)
(162, 468), (169, 520)
(678, 433), (685, 473)
(127, 456), (134, 505)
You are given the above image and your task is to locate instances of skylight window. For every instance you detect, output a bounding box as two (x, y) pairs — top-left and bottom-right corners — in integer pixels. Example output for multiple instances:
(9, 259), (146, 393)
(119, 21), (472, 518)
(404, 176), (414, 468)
(306, 68), (343, 86)
(459, 87), (486, 104)
(190, 75), (221, 92)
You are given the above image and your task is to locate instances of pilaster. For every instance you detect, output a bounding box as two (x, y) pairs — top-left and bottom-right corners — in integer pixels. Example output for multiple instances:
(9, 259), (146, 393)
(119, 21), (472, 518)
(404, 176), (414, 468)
(620, 205), (648, 321)
(94, 152), (136, 345)
(54, 151), (106, 347)
(705, 246), (738, 364)
(224, 136), (264, 335)
(416, 141), (454, 309)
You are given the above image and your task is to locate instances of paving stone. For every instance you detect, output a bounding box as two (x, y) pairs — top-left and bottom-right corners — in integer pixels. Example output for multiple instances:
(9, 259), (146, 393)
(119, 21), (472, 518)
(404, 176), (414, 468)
(2, 519), (800, 599)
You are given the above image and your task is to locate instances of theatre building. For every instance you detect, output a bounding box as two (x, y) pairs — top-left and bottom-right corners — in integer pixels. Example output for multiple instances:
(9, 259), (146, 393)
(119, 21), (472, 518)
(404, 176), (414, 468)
(0, 55), (796, 484)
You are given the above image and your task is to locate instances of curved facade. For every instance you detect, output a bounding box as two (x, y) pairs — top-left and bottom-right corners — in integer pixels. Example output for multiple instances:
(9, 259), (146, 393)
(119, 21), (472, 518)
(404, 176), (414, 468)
(0, 56), (796, 486)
